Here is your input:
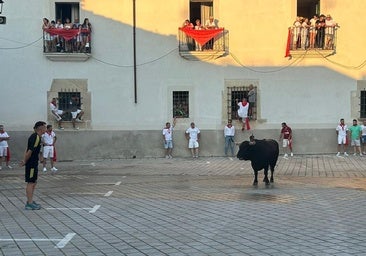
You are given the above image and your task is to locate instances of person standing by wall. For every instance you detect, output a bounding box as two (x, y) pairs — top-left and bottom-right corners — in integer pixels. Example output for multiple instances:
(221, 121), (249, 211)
(20, 121), (47, 210)
(361, 120), (366, 155)
(247, 84), (256, 120)
(185, 122), (200, 158)
(0, 124), (12, 170)
(279, 122), (293, 158)
(162, 117), (177, 159)
(224, 120), (235, 156)
(336, 118), (349, 157)
(42, 124), (58, 172)
(348, 119), (362, 156)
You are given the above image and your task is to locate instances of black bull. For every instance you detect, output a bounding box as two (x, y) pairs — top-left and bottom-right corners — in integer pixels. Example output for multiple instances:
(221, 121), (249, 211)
(237, 139), (279, 185)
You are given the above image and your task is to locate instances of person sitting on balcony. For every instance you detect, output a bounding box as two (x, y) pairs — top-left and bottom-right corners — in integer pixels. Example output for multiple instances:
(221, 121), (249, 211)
(42, 18), (52, 52)
(81, 18), (92, 53)
(194, 19), (204, 51)
(72, 18), (81, 52)
(50, 98), (65, 130)
(324, 14), (338, 50)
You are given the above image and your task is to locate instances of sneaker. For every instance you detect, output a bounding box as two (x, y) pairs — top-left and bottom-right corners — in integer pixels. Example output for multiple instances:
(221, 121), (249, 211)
(7, 165), (12, 169)
(56, 117), (62, 121)
(165, 155), (169, 159)
(43, 167), (47, 172)
(58, 126), (65, 130)
(360, 153), (363, 157)
(0, 166), (2, 170)
(169, 155), (173, 159)
(51, 167), (58, 172)
(353, 153), (357, 156)
(344, 152), (349, 156)
(32, 201), (41, 208)
(284, 153), (288, 158)
(290, 152), (294, 157)
(76, 118), (83, 122)
(336, 152), (340, 157)
(25, 202), (41, 210)
(74, 127), (79, 130)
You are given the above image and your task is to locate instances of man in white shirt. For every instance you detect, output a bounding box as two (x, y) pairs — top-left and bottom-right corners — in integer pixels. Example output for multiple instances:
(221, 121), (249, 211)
(162, 117), (177, 159)
(185, 122), (201, 158)
(41, 125), (58, 172)
(224, 120), (235, 156)
(50, 98), (65, 130)
(336, 118), (349, 156)
(0, 125), (12, 170)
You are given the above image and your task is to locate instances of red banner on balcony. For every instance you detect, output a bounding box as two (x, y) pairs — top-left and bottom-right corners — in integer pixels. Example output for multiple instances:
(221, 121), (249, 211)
(180, 27), (224, 45)
(45, 28), (87, 41)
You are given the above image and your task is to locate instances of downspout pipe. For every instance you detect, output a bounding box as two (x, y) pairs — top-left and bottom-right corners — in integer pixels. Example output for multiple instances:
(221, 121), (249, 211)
(133, 0), (137, 103)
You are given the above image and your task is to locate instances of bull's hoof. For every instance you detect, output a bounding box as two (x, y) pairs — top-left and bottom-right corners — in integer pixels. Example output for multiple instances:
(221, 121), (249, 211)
(253, 181), (258, 186)
(270, 178), (274, 183)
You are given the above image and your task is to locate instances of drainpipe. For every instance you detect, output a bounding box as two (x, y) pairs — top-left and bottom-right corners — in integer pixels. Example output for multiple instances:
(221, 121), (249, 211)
(133, 0), (137, 103)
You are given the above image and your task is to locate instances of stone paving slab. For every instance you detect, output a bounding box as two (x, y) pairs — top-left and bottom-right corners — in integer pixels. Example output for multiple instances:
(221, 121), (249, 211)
(0, 155), (365, 255)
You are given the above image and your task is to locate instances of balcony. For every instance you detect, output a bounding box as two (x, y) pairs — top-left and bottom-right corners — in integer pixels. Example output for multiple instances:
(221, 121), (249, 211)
(286, 26), (338, 58)
(43, 28), (91, 61)
(178, 27), (228, 60)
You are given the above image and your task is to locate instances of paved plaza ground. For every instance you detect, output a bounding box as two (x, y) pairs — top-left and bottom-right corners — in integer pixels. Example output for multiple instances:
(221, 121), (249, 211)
(0, 155), (366, 256)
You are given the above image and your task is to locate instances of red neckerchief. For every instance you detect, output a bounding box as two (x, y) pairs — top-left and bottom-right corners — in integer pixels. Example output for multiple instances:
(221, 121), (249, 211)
(46, 130), (52, 135)
(165, 127), (171, 133)
(0, 131), (4, 134)
(340, 123), (345, 131)
(51, 102), (57, 107)
(242, 101), (248, 107)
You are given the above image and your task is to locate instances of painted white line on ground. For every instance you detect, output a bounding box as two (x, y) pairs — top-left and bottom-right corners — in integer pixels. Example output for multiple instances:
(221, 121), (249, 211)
(68, 192), (106, 195)
(55, 233), (76, 248)
(85, 182), (117, 185)
(89, 205), (101, 213)
(46, 205), (101, 213)
(115, 181), (121, 185)
(104, 191), (113, 197)
(0, 233), (76, 249)
(80, 162), (96, 166)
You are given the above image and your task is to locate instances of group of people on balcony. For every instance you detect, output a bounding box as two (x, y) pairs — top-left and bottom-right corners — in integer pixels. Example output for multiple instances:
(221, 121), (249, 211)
(42, 17), (92, 53)
(182, 16), (218, 51)
(291, 14), (338, 51)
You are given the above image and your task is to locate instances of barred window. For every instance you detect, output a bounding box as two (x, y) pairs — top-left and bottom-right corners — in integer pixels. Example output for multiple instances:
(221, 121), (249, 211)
(173, 91), (189, 118)
(227, 86), (257, 120)
(58, 92), (81, 121)
(361, 90), (366, 118)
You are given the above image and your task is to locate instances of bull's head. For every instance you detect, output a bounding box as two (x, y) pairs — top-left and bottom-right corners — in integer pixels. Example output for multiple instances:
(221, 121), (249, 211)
(237, 135), (256, 160)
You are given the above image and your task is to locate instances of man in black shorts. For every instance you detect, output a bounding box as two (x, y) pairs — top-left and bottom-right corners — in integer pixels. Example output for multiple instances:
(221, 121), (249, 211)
(20, 121), (46, 210)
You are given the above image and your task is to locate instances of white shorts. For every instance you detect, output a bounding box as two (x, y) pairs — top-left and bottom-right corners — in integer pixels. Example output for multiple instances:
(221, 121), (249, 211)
(0, 146), (8, 157)
(188, 139), (199, 149)
(164, 140), (173, 149)
(351, 139), (361, 147)
(43, 146), (54, 158)
(282, 139), (289, 148)
(338, 136), (346, 145)
(71, 109), (82, 118)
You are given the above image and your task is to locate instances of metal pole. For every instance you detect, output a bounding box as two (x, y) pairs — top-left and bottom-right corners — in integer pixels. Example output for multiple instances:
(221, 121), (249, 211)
(133, 0), (137, 103)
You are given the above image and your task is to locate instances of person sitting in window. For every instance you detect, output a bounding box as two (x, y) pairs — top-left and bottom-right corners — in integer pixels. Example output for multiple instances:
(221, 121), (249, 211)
(69, 95), (84, 130)
(50, 98), (65, 130)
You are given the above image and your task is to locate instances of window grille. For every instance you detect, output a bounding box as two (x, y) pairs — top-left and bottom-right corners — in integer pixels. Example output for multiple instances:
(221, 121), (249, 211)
(58, 92), (81, 121)
(227, 86), (256, 120)
(361, 90), (366, 118)
(173, 91), (189, 118)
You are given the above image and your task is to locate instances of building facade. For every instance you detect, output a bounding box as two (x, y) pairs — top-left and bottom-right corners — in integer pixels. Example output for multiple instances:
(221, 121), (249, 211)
(1, 0), (366, 159)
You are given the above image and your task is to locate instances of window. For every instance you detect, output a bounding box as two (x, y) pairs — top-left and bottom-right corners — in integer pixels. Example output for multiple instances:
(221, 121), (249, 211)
(58, 92), (81, 121)
(173, 91), (189, 118)
(227, 86), (257, 121)
(55, 2), (80, 24)
(189, 0), (213, 25)
(297, 0), (320, 18)
(361, 90), (366, 119)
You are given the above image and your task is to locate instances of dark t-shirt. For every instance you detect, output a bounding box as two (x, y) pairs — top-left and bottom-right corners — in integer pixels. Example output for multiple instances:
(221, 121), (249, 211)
(26, 133), (42, 167)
